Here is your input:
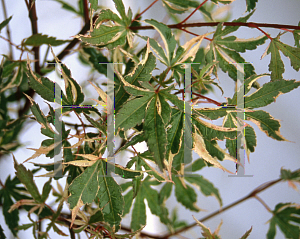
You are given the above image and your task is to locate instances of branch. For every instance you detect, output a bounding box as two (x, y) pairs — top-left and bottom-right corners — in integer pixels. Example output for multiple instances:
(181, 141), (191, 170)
(1, 0), (13, 59)
(46, 15), (98, 65)
(178, 0), (208, 25)
(130, 21), (300, 31)
(83, 0), (89, 25)
(131, 0), (159, 23)
(161, 178), (282, 238)
(18, 0), (40, 118)
(17, 15), (98, 118)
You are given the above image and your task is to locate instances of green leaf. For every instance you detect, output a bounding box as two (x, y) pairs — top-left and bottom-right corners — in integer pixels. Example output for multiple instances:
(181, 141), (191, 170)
(95, 9), (123, 25)
(68, 161), (100, 209)
(293, 22), (300, 48)
(83, 113), (106, 136)
(173, 176), (200, 211)
(194, 107), (228, 120)
(123, 189), (134, 216)
(159, 182), (173, 204)
(192, 113), (237, 141)
(215, 35), (268, 53)
(246, 0), (258, 12)
(280, 168), (300, 182)
(0, 225), (6, 239)
(113, 0), (127, 22)
(89, 0), (97, 11)
(24, 34), (69, 46)
(144, 97), (168, 170)
(216, 11), (256, 37)
(96, 160), (124, 231)
(114, 164), (142, 179)
(82, 47), (110, 75)
(131, 186), (146, 231)
(185, 175), (222, 206)
(41, 178), (52, 202)
(2, 191), (19, 236)
(52, 0), (79, 15)
(158, 94), (172, 125)
(265, 36), (300, 81)
(245, 110), (287, 141)
(275, 39), (300, 72)
(25, 94), (56, 138)
(115, 51), (156, 112)
(184, 158), (207, 172)
(13, 157), (42, 203)
(0, 16), (12, 33)
(240, 227), (252, 239)
(166, 108), (183, 156)
(142, 19), (177, 66)
(212, 44), (255, 81)
(115, 94), (154, 133)
(162, 0), (189, 14)
(26, 61), (69, 104)
(267, 203), (300, 239)
(61, 64), (85, 105)
(77, 25), (126, 46)
(266, 40), (285, 81)
(117, 133), (145, 153)
(143, 180), (169, 224)
(244, 79), (300, 108)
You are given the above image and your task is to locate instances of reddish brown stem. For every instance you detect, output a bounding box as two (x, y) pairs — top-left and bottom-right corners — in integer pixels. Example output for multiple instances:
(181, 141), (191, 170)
(192, 92), (222, 106)
(131, 0), (159, 23)
(179, 27), (213, 41)
(0, 179), (4, 188)
(175, 89), (222, 106)
(248, 23), (272, 40)
(130, 21), (300, 31)
(180, 27), (199, 36)
(280, 28), (293, 33)
(178, 0), (208, 25)
(83, 0), (90, 24)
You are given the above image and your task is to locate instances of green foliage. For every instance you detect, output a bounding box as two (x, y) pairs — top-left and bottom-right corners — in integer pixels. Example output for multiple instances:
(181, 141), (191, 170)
(23, 34), (69, 46)
(267, 203), (300, 239)
(1, 0), (300, 238)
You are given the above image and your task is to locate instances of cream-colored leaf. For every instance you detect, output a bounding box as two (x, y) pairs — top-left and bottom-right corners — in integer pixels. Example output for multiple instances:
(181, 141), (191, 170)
(70, 199), (84, 228)
(156, 96), (162, 116)
(24, 141), (61, 163)
(193, 129), (234, 174)
(74, 154), (101, 161)
(178, 34), (208, 64)
(24, 93), (57, 134)
(119, 47), (140, 64)
(63, 160), (96, 167)
(89, 81), (112, 107)
(114, 68), (152, 93)
(8, 199), (36, 213)
(91, 98), (107, 108)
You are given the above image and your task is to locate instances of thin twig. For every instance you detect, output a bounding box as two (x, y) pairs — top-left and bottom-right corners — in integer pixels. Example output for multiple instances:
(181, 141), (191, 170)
(254, 195), (272, 212)
(18, 15), (98, 118)
(1, 0), (13, 59)
(248, 23), (272, 40)
(18, 0), (40, 118)
(0, 35), (23, 51)
(160, 178), (282, 238)
(130, 21), (300, 31)
(46, 15), (98, 65)
(178, 0), (208, 25)
(131, 0), (159, 23)
(0, 179), (4, 188)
